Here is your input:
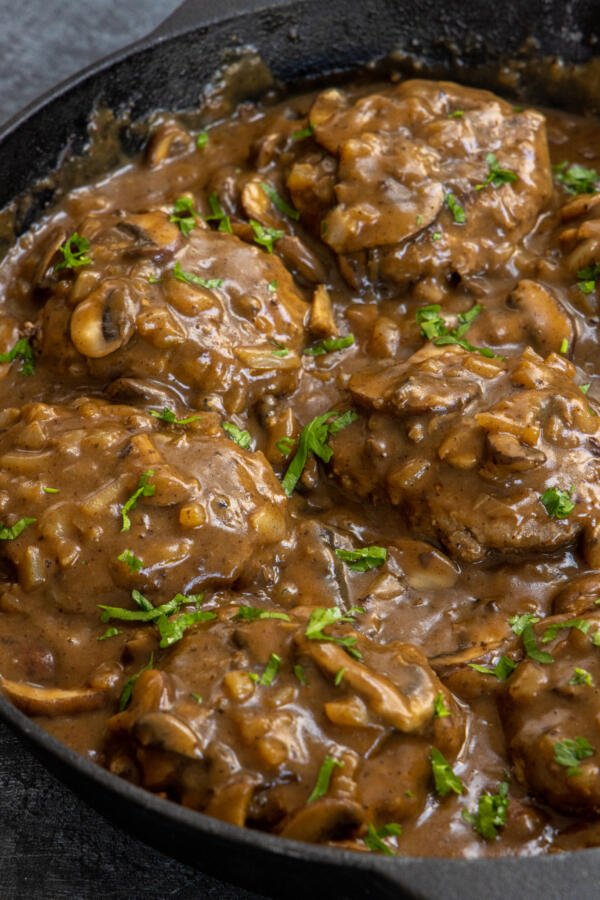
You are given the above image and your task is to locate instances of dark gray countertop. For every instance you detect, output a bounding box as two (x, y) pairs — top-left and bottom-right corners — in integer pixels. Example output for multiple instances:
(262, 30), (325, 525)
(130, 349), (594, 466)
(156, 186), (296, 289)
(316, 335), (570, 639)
(0, 3), (266, 897)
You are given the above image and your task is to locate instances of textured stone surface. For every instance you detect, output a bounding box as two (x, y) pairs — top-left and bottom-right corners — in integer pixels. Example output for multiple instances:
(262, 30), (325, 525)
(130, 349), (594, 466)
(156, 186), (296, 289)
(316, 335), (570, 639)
(0, 2), (267, 897)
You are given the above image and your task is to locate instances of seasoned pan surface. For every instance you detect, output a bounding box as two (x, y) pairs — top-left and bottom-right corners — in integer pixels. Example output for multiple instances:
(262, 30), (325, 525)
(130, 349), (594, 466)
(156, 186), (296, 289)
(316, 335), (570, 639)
(1, 1), (600, 900)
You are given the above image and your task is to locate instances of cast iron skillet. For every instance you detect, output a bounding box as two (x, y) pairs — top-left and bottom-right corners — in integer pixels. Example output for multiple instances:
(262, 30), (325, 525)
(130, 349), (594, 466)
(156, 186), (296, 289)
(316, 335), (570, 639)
(1, 1), (600, 897)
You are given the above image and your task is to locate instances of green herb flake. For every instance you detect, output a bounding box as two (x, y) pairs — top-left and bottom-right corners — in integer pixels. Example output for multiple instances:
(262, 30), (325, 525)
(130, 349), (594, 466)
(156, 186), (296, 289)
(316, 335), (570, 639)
(117, 549), (143, 573)
(540, 486), (575, 519)
(334, 667), (346, 686)
(173, 260), (223, 289)
(509, 613), (554, 665)
(42, 486), (60, 494)
(196, 131), (209, 150)
(149, 406), (201, 426)
(257, 652), (282, 686)
(304, 606), (363, 660)
(581, 383), (591, 395)
(249, 219), (285, 253)
(308, 756), (344, 802)
(462, 782), (509, 840)
(303, 334), (355, 357)
(121, 469), (155, 532)
(0, 338), (35, 376)
(222, 422), (252, 449)
(267, 280), (278, 293)
(577, 263), (600, 294)
(433, 692), (451, 718)
(281, 409), (357, 496)
(430, 747), (464, 796)
(276, 436), (296, 456)
(260, 182), (300, 221)
(416, 303), (498, 359)
(432, 231), (442, 241)
(147, 273), (160, 284)
(99, 590), (185, 624)
(592, 630), (600, 647)
(363, 822), (403, 855)
(169, 196), (197, 237)
(554, 161), (600, 195)
(570, 667), (593, 687)
(475, 153), (518, 190)
(271, 344), (290, 358)
(0, 517), (36, 541)
(445, 192), (466, 224)
(541, 618), (591, 644)
(468, 655), (517, 681)
(157, 608), (216, 648)
(119, 654), (154, 711)
(97, 626), (121, 641)
(234, 605), (291, 622)
(55, 232), (92, 270)
(560, 338), (570, 354)
(449, 109), (464, 118)
(190, 692), (203, 703)
(290, 124), (314, 141)
(554, 736), (595, 776)
(294, 664), (308, 685)
(335, 545), (387, 573)
(205, 192), (233, 233)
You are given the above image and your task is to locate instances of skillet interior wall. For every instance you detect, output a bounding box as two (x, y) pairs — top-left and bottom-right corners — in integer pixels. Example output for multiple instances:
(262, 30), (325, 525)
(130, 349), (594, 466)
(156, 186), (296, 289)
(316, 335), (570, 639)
(1, 0), (600, 251)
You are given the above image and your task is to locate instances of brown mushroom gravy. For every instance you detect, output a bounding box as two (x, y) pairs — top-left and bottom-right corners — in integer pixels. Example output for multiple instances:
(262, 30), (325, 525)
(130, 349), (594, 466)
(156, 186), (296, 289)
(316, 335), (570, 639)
(2, 75), (600, 858)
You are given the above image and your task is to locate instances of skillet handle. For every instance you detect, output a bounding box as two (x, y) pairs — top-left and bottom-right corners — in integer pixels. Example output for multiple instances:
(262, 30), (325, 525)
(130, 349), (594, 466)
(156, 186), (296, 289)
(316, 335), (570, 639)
(150, 0), (291, 38)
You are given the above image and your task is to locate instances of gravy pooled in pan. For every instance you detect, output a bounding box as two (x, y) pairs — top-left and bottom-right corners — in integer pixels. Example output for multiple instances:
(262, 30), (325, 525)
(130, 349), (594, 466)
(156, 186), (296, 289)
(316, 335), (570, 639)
(3, 76), (600, 857)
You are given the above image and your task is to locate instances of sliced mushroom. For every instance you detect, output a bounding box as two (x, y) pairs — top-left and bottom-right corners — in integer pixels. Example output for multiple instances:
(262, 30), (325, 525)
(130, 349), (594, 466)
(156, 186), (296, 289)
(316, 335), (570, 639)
(133, 711), (201, 758)
(507, 280), (574, 357)
(70, 280), (139, 358)
(309, 284), (337, 337)
(279, 797), (364, 842)
(0, 676), (105, 716)
(145, 122), (193, 167)
(205, 776), (260, 826)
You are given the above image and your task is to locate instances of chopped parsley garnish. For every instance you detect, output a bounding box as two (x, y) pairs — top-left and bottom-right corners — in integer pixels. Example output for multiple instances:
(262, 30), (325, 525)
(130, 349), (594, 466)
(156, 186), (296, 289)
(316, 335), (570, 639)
(196, 131), (209, 150)
(433, 692), (451, 718)
(117, 549), (143, 573)
(540, 486), (575, 519)
(475, 153), (518, 190)
(432, 230), (442, 241)
(119, 654), (154, 711)
(363, 822), (402, 855)
(445, 192), (466, 224)
(42, 486), (60, 494)
(469, 656), (517, 681)
(448, 109), (464, 118)
(149, 406), (201, 426)
(271, 343), (290, 358)
(462, 782), (509, 840)
(121, 469), (155, 532)
(580, 383), (591, 395)
(416, 303), (497, 358)
(147, 273), (160, 284)
(276, 436), (296, 456)
(250, 219), (285, 253)
(554, 737), (595, 776)
(97, 626), (121, 641)
(291, 124), (314, 141)
(560, 338), (569, 354)
(303, 334), (355, 356)
(281, 409), (357, 496)
(205, 192), (233, 233)
(0, 517), (36, 540)
(335, 545), (387, 572)
(173, 260), (223, 289)
(222, 422), (252, 449)
(554, 161), (600, 195)
(541, 618), (591, 644)
(334, 667), (346, 686)
(509, 613), (554, 665)
(157, 608), (216, 648)
(234, 605), (291, 622)
(308, 756), (344, 802)
(169, 196), (197, 237)
(260, 182), (300, 220)
(255, 652), (281, 686)
(430, 747), (464, 796)
(190, 692), (203, 703)
(267, 280), (278, 293)
(55, 232), (92, 270)
(576, 264), (600, 294)
(294, 664), (308, 685)
(570, 667), (593, 686)
(304, 606), (364, 660)
(0, 337), (35, 375)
